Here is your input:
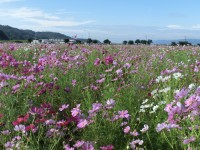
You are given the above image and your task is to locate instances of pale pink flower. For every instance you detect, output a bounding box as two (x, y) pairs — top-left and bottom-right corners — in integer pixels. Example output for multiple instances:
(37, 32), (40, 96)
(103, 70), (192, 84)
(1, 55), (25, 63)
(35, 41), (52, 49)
(72, 80), (76, 86)
(59, 104), (69, 111)
(124, 126), (130, 133)
(77, 119), (88, 129)
(12, 84), (20, 92)
(183, 136), (196, 144)
(140, 124), (149, 133)
(71, 104), (81, 117)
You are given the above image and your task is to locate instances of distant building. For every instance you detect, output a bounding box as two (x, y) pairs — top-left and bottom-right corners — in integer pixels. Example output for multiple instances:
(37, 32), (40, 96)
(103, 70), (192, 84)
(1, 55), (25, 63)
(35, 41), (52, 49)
(48, 39), (65, 43)
(41, 39), (49, 44)
(32, 40), (40, 44)
(69, 39), (76, 44)
(31, 39), (65, 44)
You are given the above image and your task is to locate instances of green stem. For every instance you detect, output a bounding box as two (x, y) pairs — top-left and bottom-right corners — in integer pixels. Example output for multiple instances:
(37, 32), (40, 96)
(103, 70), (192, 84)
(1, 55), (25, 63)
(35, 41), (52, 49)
(162, 131), (173, 149)
(146, 132), (153, 150)
(50, 136), (61, 150)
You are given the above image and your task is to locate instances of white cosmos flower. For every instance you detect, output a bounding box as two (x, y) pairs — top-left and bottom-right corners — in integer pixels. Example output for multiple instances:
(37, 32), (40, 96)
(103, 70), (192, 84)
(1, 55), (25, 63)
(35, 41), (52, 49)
(173, 72), (183, 79)
(139, 109), (145, 112)
(159, 87), (171, 93)
(142, 99), (148, 104)
(161, 76), (171, 82)
(151, 89), (158, 95)
(153, 105), (159, 111)
(188, 83), (195, 90)
(174, 89), (180, 94)
(156, 76), (163, 83)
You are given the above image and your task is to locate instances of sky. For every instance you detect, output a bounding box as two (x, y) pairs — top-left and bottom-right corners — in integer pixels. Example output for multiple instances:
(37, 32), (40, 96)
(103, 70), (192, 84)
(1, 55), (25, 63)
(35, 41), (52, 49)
(1, 0), (200, 42)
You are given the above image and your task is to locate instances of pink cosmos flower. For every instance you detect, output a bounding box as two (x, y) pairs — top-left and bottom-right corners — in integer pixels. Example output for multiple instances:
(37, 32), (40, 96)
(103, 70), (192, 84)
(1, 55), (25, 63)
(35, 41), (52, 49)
(82, 142), (94, 150)
(116, 69), (123, 75)
(64, 144), (74, 150)
(0, 113), (3, 119)
(25, 124), (36, 132)
(9, 44), (15, 51)
(183, 136), (196, 144)
(118, 110), (130, 119)
(12, 114), (29, 126)
(91, 84), (99, 90)
(12, 84), (20, 92)
(130, 139), (143, 149)
(45, 119), (56, 125)
(174, 88), (189, 101)
(156, 122), (180, 132)
(94, 58), (100, 66)
(124, 126), (130, 133)
(89, 103), (102, 114)
(104, 56), (113, 65)
(184, 95), (196, 107)
(14, 124), (26, 133)
(72, 80), (76, 86)
(130, 130), (139, 136)
(100, 145), (114, 150)
(73, 141), (85, 148)
(29, 107), (44, 115)
(164, 104), (173, 113)
(57, 120), (68, 127)
(64, 86), (71, 93)
(59, 104), (69, 111)
(121, 122), (128, 126)
(96, 78), (105, 84)
(123, 63), (131, 69)
(194, 66), (199, 72)
(4, 141), (14, 149)
(71, 104), (81, 117)
(106, 99), (115, 109)
(77, 119), (88, 129)
(1, 130), (11, 135)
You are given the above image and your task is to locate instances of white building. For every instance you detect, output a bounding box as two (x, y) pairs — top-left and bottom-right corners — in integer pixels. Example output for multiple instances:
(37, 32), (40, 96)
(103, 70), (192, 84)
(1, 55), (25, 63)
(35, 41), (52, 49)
(32, 39), (65, 44)
(31, 40), (40, 44)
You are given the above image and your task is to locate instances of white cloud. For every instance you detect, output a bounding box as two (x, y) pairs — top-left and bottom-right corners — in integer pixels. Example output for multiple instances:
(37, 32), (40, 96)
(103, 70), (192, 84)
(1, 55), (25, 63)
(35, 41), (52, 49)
(160, 24), (200, 31)
(192, 24), (200, 30)
(166, 25), (183, 29)
(0, 7), (59, 20)
(0, 0), (22, 3)
(55, 9), (77, 15)
(0, 7), (94, 27)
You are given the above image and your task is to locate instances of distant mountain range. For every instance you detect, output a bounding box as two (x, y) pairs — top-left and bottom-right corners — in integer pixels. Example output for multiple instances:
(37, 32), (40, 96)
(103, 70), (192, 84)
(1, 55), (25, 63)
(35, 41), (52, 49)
(0, 25), (71, 40)
(154, 39), (200, 45)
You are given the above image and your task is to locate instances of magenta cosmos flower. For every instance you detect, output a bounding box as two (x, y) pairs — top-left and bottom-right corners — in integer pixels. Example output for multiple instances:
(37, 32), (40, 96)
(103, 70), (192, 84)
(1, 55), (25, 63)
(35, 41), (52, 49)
(104, 56), (113, 65)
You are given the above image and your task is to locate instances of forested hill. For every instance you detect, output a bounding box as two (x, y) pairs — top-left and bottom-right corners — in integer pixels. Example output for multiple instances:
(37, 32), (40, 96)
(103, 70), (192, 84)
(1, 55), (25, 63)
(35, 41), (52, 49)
(0, 30), (9, 40)
(0, 25), (70, 40)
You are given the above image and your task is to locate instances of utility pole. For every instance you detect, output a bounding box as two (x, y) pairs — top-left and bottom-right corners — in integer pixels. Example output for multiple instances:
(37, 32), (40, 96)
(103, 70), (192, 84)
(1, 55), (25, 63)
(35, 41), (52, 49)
(145, 35), (148, 44)
(35, 32), (37, 40)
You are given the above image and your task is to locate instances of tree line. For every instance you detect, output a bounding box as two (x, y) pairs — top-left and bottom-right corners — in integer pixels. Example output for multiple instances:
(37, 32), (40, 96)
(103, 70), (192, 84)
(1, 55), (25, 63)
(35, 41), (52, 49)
(86, 38), (111, 44)
(171, 41), (192, 46)
(123, 39), (153, 45)
(64, 38), (153, 45)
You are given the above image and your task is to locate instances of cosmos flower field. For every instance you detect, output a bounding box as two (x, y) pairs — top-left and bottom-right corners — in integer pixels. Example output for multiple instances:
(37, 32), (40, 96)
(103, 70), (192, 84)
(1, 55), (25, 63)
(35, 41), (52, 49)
(1, 43), (200, 150)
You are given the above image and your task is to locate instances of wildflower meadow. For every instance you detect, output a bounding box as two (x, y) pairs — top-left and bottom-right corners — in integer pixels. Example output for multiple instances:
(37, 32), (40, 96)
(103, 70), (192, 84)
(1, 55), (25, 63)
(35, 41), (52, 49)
(1, 43), (200, 150)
